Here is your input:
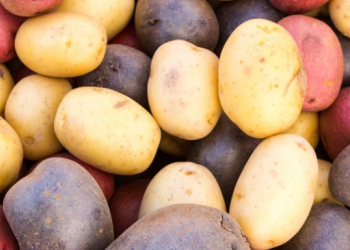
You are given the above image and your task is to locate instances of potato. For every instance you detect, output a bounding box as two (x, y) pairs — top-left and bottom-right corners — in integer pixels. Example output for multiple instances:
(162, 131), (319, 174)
(230, 133), (318, 249)
(268, 0), (329, 14)
(107, 204), (250, 250)
(54, 86), (161, 175)
(4, 74), (72, 161)
(219, 18), (307, 138)
(138, 161), (226, 218)
(0, 4), (26, 62)
(3, 157), (114, 249)
(214, 0), (285, 56)
(186, 112), (262, 208)
(53, 0), (134, 40)
(15, 11), (107, 78)
(0, 0), (62, 17)
(75, 44), (151, 110)
(0, 204), (18, 250)
(0, 63), (14, 114)
(315, 159), (343, 205)
(278, 15), (343, 112)
(148, 39), (221, 140)
(0, 117), (23, 194)
(279, 111), (319, 148)
(276, 202), (350, 249)
(135, 0), (219, 56)
(329, 0), (350, 38)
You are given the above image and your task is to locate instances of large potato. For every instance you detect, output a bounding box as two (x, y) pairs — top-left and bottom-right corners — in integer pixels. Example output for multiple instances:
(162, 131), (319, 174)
(148, 39), (221, 140)
(53, 0), (134, 40)
(54, 86), (161, 175)
(219, 18), (307, 138)
(230, 133), (318, 249)
(5, 74), (72, 161)
(0, 63), (14, 114)
(15, 11), (107, 78)
(0, 117), (23, 194)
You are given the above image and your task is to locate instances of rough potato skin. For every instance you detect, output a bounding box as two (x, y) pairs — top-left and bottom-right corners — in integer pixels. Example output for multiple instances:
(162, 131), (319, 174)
(106, 203), (251, 250)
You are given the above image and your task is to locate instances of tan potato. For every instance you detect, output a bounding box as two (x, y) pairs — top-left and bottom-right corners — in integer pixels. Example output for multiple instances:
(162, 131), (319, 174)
(138, 161), (226, 218)
(280, 111), (319, 148)
(148, 39), (221, 140)
(0, 63), (14, 114)
(53, 0), (134, 40)
(329, 0), (350, 37)
(54, 87), (161, 175)
(0, 117), (23, 194)
(230, 133), (318, 249)
(4, 74), (72, 161)
(219, 18), (307, 138)
(15, 11), (107, 78)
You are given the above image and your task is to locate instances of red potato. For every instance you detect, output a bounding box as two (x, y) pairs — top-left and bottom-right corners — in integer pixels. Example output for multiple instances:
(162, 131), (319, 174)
(278, 15), (343, 112)
(0, 205), (19, 250)
(268, 0), (329, 14)
(0, 3), (26, 62)
(109, 179), (151, 239)
(320, 87), (350, 161)
(0, 0), (62, 17)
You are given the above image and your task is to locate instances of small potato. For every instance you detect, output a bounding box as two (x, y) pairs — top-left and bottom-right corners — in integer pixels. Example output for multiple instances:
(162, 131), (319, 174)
(15, 11), (107, 78)
(0, 117), (23, 194)
(138, 161), (226, 218)
(269, 0), (329, 14)
(53, 0), (134, 40)
(54, 87), (161, 175)
(148, 39), (221, 140)
(0, 63), (14, 114)
(230, 133), (318, 249)
(280, 111), (319, 148)
(329, 0), (350, 38)
(0, 0), (62, 17)
(4, 74), (72, 161)
(219, 18), (307, 138)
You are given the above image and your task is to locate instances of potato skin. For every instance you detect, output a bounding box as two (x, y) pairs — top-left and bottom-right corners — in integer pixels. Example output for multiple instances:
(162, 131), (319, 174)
(329, 0), (350, 38)
(107, 204), (250, 250)
(0, 63), (14, 114)
(15, 11), (107, 77)
(269, 0), (329, 14)
(0, 0), (62, 17)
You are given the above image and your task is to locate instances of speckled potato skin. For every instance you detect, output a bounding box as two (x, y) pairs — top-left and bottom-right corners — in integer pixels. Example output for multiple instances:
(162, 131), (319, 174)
(54, 87), (161, 175)
(230, 133), (318, 249)
(219, 18), (307, 138)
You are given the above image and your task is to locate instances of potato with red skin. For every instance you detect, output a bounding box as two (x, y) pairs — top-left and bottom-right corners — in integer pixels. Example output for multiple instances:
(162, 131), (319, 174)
(279, 15), (343, 112)
(268, 0), (329, 14)
(0, 4), (26, 62)
(320, 87), (350, 161)
(0, 0), (62, 17)
(0, 205), (18, 250)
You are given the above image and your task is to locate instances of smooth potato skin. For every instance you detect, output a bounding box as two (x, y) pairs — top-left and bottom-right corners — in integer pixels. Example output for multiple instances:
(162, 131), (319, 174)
(329, 0), (350, 38)
(0, 63), (14, 114)
(0, 0), (62, 16)
(269, 0), (329, 14)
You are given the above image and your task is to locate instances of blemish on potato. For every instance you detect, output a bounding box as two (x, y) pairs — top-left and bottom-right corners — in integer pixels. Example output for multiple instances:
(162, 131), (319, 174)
(234, 193), (243, 199)
(45, 217), (53, 224)
(324, 80), (334, 86)
(114, 100), (129, 108)
(43, 190), (51, 196)
(24, 136), (35, 146)
(65, 40), (72, 48)
(184, 171), (194, 176)
(185, 189), (192, 196)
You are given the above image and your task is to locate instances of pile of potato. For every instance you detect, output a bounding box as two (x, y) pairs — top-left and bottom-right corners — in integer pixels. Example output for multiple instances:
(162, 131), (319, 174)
(1, 0), (350, 249)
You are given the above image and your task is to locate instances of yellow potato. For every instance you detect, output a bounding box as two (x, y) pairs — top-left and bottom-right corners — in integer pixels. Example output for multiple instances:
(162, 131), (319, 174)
(329, 0), (350, 37)
(4, 74), (72, 161)
(0, 117), (23, 194)
(53, 0), (134, 40)
(229, 133), (318, 249)
(280, 111), (319, 148)
(0, 63), (14, 114)
(15, 11), (107, 77)
(314, 159), (343, 205)
(148, 39), (222, 140)
(138, 161), (226, 218)
(54, 87), (161, 175)
(219, 18), (307, 138)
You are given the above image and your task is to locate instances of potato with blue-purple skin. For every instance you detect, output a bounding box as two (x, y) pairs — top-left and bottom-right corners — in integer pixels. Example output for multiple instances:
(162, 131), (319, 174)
(0, 0), (62, 17)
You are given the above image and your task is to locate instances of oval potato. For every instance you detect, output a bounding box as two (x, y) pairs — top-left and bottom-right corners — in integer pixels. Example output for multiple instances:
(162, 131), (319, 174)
(229, 133), (318, 249)
(329, 0), (350, 38)
(138, 161), (226, 218)
(219, 18), (307, 138)
(148, 39), (221, 140)
(0, 63), (14, 114)
(54, 87), (161, 175)
(15, 11), (107, 77)
(4, 74), (72, 161)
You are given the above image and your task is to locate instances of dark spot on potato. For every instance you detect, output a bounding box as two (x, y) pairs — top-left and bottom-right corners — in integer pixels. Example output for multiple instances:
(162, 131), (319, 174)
(145, 19), (159, 27)
(259, 57), (265, 63)
(91, 76), (108, 87)
(0, 69), (3, 79)
(108, 62), (119, 72)
(185, 189), (192, 196)
(234, 193), (243, 199)
(165, 68), (179, 87)
(114, 100), (129, 108)
(308, 97), (316, 103)
(184, 171), (194, 176)
(24, 136), (35, 146)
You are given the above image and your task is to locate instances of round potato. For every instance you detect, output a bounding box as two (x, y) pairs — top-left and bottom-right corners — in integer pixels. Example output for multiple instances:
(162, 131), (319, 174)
(0, 0), (62, 17)
(4, 74), (72, 161)
(269, 0), (329, 14)
(0, 63), (14, 114)
(54, 87), (161, 175)
(219, 18), (307, 138)
(15, 11), (107, 78)
(138, 161), (226, 218)
(147, 39), (221, 140)
(53, 0), (134, 40)
(329, 0), (350, 38)
(230, 133), (318, 249)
